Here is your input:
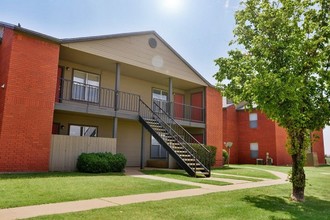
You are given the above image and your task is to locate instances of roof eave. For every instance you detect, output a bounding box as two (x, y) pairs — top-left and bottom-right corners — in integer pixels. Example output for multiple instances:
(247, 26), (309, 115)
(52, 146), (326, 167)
(0, 21), (60, 43)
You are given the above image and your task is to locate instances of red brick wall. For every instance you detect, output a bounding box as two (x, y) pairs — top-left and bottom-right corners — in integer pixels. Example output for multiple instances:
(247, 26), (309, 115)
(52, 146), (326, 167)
(236, 110), (277, 164)
(205, 87), (223, 166)
(274, 127), (326, 166)
(0, 28), (59, 171)
(312, 130), (325, 165)
(0, 28), (13, 134)
(274, 124), (291, 165)
(223, 106), (325, 166)
(223, 105), (239, 164)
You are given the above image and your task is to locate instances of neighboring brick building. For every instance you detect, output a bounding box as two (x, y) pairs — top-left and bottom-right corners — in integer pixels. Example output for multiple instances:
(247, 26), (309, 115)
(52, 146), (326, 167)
(223, 101), (325, 166)
(0, 22), (223, 174)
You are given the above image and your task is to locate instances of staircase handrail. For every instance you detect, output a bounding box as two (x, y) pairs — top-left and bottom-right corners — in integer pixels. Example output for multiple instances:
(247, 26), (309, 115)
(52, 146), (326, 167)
(152, 100), (210, 154)
(139, 99), (197, 154)
(139, 98), (211, 175)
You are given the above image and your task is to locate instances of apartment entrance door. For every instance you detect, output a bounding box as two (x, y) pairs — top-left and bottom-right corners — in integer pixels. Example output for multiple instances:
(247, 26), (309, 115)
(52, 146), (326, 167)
(191, 92), (203, 122)
(174, 94), (184, 119)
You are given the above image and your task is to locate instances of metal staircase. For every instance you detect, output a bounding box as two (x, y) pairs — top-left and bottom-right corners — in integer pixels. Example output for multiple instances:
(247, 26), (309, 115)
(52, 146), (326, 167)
(139, 99), (211, 177)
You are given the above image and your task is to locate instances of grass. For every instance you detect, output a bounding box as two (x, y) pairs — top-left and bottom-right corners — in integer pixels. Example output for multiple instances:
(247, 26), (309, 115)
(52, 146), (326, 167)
(213, 165), (280, 179)
(0, 172), (197, 208)
(141, 169), (231, 186)
(211, 173), (263, 182)
(30, 166), (330, 220)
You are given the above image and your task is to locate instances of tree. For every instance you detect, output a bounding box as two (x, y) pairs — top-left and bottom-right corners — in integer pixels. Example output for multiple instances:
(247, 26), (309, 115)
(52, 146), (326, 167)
(215, 0), (330, 202)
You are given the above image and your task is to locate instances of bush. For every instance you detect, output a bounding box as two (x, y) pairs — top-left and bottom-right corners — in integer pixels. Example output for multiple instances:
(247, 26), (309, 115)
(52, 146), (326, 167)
(223, 149), (229, 163)
(191, 144), (217, 166)
(77, 152), (127, 173)
(108, 153), (127, 172)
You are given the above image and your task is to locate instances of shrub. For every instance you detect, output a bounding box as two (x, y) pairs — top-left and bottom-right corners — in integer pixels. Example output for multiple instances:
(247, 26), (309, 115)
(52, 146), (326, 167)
(223, 149), (229, 163)
(77, 152), (127, 173)
(108, 153), (127, 172)
(191, 144), (217, 166)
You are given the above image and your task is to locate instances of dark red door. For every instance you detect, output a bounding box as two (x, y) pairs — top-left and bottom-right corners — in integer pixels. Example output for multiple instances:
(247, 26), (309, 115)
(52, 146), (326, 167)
(55, 66), (63, 102)
(191, 92), (203, 122)
(52, 123), (60, 134)
(174, 94), (184, 119)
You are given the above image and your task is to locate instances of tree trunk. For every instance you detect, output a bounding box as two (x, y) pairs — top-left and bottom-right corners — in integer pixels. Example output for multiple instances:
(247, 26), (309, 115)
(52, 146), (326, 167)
(289, 129), (307, 202)
(291, 153), (305, 201)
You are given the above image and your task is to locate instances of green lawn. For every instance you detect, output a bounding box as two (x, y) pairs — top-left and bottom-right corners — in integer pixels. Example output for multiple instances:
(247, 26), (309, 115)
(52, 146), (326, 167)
(141, 169), (231, 186)
(213, 165), (281, 179)
(211, 173), (264, 182)
(0, 172), (197, 208)
(30, 166), (330, 220)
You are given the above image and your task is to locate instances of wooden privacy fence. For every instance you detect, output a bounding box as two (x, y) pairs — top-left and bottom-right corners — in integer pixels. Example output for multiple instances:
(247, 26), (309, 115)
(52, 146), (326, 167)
(49, 135), (116, 171)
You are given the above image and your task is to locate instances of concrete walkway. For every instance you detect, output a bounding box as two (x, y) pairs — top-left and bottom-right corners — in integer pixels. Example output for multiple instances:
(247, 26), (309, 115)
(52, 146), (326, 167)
(0, 168), (288, 220)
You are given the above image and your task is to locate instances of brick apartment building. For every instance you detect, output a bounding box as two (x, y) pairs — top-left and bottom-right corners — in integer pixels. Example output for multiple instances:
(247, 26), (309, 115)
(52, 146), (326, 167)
(223, 101), (325, 166)
(0, 22), (222, 176)
(0, 21), (324, 174)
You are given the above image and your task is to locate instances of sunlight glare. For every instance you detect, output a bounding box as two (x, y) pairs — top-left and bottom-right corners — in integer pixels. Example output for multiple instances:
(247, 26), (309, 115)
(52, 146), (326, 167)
(162, 0), (184, 13)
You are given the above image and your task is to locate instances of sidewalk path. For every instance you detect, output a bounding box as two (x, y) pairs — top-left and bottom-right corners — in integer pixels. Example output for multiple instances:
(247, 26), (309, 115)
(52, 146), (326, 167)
(0, 168), (288, 220)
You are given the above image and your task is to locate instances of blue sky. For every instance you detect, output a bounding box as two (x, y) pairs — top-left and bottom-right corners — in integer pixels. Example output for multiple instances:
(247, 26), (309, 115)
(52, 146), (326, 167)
(1, 0), (329, 155)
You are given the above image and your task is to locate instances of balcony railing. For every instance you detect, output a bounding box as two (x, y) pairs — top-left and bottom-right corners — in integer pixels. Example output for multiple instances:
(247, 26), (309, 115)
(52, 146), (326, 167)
(153, 99), (205, 123)
(56, 78), (140, 112)
(55, 79), (204, 123)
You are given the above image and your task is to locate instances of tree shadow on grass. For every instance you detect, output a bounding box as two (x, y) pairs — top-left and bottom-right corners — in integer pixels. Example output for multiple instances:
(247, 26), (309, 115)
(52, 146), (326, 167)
(243, 195), (330, 220)
(0, 171), (125, 179)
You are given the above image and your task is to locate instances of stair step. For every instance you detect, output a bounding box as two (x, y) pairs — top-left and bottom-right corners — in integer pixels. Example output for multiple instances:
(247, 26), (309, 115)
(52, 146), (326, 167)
(175, 150), (189, 154)
(194, 167), (205, 171)
(172, 146), (183, 150)
(164, 139), (176, 143)
(151, 126), (164, 130)
(186, 163), (201, 166)
(183, 158), (195, 162)
(169, 145), (182, 148)
(144, 120), (157, 123)
(178, 154), (192, 158)
(140, 115), (210, 178)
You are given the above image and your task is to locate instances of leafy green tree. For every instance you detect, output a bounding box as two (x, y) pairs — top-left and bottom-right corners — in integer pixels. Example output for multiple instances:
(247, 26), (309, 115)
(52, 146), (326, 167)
(215, 0), (329, 201)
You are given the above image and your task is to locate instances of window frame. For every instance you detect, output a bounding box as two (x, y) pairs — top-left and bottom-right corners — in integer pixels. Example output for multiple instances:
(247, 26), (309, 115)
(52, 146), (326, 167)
(150, 136), (168, 159)
(68, 124), (98, 137)
(250, 142), (259, 159)
(152, 88), (169, 113)
(249, 113), (258, 128)
(71, 69), (100, 103)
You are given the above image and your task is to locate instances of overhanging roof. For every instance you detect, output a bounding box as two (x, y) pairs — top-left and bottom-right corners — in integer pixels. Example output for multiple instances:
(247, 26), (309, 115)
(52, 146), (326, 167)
(0, 21), (212, 87)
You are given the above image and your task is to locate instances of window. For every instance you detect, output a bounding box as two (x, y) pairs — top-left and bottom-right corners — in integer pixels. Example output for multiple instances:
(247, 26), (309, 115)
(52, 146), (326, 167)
(249, 113), (258, 128)
(72, 70), (100, 103)
(151, 136), (167, 159)
(250, 143), (259, 158)
(69, 125), (97, 137)
(152, 89), (168, 112)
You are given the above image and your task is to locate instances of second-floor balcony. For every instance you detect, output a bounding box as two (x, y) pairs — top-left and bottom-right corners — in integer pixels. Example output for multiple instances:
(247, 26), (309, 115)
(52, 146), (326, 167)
(55, 78), (205, 124)
(153, 99), (205, 123)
